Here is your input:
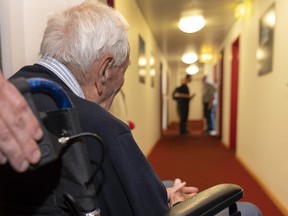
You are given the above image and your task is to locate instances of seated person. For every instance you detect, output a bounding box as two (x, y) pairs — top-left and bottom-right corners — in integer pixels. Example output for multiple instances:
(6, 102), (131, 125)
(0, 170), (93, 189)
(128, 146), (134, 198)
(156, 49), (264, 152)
(0, 1), (262, 215)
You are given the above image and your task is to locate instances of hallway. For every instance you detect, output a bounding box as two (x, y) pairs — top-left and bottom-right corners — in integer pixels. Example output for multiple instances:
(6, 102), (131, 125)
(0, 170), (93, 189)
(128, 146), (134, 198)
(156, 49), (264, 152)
(148, 121), (284, 216)
(1, 0), (288, 214)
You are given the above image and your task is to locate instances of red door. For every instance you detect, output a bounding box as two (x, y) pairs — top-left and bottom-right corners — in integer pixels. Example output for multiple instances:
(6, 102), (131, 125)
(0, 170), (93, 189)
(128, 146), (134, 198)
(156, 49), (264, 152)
(230, 38), (239, 150)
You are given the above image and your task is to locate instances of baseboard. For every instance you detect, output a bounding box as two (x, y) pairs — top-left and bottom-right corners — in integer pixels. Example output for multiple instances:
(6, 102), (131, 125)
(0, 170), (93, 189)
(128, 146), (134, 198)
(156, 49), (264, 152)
(236, 156), (288, 215)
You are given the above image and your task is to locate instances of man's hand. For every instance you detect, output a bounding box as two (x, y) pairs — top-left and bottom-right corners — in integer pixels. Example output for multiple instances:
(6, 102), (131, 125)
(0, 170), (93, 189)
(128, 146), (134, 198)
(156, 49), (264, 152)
(0, 73), (43, 172)
(166, 178), (199, 207)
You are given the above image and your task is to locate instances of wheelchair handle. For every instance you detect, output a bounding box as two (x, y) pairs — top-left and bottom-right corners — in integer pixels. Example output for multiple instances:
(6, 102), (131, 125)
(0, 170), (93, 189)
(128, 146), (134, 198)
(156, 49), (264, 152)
(10, 77), (101, 216)
(13, 77), (73, 109)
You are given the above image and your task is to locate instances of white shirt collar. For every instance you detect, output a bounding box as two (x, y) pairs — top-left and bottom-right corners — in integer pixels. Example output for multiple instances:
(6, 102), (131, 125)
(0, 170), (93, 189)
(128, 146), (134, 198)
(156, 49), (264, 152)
(37, 58), (85, 98)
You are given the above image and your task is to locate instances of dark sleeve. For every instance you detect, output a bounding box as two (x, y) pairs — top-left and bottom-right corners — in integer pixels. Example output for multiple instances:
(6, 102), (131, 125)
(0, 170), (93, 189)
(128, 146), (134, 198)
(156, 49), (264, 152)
(75, 99), (169, 216)
(178, 85), (189, 94)
(172, 87), (179, 100)
(110, 132), (169, 216)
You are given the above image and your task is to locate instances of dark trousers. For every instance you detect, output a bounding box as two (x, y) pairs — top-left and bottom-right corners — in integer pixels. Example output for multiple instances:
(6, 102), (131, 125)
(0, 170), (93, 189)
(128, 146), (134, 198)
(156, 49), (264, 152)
(177, 102), (189, 134)
(203, 102), (213, 132)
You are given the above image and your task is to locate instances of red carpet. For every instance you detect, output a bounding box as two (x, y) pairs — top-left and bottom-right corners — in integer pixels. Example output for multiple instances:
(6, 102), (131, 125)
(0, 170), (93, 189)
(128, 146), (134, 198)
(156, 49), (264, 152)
(148, 121), (284, 215)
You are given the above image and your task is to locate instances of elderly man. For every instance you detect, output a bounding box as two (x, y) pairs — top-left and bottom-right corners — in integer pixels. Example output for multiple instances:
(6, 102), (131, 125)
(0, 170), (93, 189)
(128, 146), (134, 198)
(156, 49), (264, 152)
(0, 1), (261, 216)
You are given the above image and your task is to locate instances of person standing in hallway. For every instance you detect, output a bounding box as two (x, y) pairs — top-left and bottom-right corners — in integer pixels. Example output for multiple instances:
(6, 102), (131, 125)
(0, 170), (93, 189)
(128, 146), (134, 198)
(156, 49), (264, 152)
(172, 74), (195, 135)
(202, 75), (216, 134)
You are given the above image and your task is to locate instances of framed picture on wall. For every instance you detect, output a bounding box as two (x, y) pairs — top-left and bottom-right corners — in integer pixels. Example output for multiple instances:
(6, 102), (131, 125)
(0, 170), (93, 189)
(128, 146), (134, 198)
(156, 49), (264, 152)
(257, 3), (276, 76)
(138, 35), (146, 84)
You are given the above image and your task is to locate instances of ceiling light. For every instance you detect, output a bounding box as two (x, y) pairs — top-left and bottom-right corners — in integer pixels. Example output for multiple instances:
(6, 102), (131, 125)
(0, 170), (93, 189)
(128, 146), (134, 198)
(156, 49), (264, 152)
(178, 15), (205, 33)
(186, 64), (199, 75)
(181, 52), (198, 64)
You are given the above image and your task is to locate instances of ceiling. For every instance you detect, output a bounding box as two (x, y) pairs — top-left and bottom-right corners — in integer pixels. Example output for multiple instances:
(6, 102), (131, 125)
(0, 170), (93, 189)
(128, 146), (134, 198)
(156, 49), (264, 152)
(135, 0), (239, 73)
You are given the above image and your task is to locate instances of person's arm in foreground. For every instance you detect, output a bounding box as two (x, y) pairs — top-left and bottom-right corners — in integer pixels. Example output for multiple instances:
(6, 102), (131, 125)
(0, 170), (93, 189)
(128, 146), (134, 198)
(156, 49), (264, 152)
(0, 72), (42, 172)
(166, 178), (199, 207)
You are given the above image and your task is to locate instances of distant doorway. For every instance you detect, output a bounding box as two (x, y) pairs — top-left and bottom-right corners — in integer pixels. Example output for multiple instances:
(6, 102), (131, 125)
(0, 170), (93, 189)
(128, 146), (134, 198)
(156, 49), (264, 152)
(230, 37), (240, 150)
(160, 62), (168, 134)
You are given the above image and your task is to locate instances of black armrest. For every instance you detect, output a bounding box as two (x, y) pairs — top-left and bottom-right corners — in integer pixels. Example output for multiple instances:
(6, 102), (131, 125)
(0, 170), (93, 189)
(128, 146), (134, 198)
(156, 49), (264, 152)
(167, 183), (243, 216)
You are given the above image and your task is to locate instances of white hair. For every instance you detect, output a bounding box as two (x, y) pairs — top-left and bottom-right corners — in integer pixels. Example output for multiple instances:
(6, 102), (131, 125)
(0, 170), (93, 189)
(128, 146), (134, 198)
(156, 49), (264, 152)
(39, 0), (129, 74)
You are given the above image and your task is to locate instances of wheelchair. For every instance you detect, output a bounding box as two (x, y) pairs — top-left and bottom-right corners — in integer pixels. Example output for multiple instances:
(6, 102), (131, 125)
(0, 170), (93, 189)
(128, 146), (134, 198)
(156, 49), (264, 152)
(0, 78), (243, 216)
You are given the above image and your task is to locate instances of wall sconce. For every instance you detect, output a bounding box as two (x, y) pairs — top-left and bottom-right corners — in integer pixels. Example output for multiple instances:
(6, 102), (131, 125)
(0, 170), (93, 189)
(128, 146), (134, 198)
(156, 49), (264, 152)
(199, 53), (215, 63)
(138, 56), (147, 67)
(178, 15), (205, 33)
(234, 0), (253, 19)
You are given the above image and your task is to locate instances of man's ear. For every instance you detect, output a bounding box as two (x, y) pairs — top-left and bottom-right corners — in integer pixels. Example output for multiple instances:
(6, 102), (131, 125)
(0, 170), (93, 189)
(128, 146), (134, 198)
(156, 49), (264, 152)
(100, 57), (113, 80)
(94, 56), (113, 94)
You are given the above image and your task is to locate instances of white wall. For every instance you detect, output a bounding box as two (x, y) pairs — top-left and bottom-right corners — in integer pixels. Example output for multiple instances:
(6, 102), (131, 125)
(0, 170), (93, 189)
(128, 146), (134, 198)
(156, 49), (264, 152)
(220, 0), (288, 213)
(0, 0), (83, 77)
(114, 0), (169, 155)
(188, 73), (203, 120)
(0, 0), (25, 77)
(168, 68), (179, 123)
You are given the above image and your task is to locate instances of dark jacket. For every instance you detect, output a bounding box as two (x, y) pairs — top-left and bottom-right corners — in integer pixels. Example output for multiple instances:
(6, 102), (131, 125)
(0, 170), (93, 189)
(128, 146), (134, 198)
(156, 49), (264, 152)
(1, 64), (168, 216)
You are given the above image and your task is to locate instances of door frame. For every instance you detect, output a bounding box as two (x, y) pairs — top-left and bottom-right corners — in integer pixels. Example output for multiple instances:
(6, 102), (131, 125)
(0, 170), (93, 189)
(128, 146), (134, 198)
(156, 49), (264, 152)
(229, 37), (240, 150)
